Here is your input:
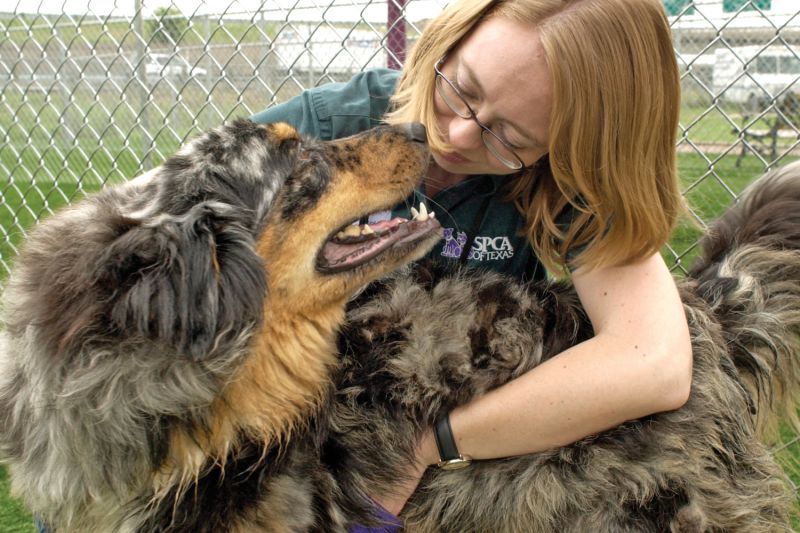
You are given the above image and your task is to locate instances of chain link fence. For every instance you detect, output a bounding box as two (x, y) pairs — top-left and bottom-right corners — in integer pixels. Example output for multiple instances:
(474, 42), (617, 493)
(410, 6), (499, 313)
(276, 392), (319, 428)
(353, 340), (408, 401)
(0, 0), (799, 515)
(0, 0), (434, 279)
(670, 0), (800, 275)
(1, 0), (800, 277)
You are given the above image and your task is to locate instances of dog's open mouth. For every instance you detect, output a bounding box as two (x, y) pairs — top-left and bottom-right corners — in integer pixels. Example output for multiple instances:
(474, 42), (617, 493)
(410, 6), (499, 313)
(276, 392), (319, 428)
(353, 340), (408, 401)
(317, 203), (442, 273)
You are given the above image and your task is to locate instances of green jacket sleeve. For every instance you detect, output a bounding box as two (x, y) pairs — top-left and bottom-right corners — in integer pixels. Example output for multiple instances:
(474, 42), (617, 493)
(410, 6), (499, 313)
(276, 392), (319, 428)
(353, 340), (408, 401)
(249, 68), (400, 140)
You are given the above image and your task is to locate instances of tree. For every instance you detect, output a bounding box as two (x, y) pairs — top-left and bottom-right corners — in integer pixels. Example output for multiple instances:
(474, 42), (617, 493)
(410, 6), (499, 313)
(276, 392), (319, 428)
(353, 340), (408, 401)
(147, 7), (189, 46)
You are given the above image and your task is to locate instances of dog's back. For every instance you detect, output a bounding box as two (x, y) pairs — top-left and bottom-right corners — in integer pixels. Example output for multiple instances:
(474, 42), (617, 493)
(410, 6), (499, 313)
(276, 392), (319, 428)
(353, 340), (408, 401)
(334, 162), (800, 532)
(688, 161), (800, 439)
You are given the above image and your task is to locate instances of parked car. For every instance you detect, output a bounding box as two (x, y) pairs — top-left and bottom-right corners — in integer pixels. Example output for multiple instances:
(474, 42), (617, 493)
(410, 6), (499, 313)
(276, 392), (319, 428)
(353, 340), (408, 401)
(144, 54), (207, 79)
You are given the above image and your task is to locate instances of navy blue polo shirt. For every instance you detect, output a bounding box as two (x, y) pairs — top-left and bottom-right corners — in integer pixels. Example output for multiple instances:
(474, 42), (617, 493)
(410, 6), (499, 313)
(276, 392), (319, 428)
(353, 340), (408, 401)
(250, 68), (547, 281)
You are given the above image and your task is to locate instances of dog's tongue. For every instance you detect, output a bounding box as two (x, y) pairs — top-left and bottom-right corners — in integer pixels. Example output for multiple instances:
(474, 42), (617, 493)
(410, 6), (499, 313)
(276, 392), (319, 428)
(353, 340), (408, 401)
(318, 207), (440, 272)
(321, 218), (406, 265)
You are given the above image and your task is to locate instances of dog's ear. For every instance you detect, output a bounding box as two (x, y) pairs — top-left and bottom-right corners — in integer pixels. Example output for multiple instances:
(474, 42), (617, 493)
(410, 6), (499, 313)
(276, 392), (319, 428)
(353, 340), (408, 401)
(99, 202), (266, 360)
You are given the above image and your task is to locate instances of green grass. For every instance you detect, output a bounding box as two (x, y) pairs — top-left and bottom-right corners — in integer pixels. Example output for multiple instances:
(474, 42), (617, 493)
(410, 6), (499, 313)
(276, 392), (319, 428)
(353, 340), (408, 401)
(0, 466), (35, 533)
(680, 95), (798, 134)
(666, 151), (796, 271)
(0, 179), (95, 269)
(1, 13), (291, 50)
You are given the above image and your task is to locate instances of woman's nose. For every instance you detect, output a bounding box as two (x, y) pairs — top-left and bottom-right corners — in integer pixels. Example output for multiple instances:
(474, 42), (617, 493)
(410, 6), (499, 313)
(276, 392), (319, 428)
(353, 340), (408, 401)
(447, 115), (484, 151)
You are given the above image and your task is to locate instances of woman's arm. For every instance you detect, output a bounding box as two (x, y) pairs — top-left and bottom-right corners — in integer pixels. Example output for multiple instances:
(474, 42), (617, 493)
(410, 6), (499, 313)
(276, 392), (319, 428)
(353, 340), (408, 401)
(375, 252), (693, 514)
(447, 252), (692, 458)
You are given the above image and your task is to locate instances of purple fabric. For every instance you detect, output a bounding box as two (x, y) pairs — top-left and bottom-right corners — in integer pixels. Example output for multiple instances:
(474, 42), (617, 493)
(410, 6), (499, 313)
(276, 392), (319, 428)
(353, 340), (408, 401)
(349, 501), (403, 533)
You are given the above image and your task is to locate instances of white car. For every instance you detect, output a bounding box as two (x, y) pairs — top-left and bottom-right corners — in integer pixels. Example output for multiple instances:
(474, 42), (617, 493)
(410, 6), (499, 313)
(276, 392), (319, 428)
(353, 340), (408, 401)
(144, 54), (208, 78)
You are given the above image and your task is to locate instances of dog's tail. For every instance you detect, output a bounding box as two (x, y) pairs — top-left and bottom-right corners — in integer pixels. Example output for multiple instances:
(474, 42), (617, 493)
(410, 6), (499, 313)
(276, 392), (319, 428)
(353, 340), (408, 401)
(688, 161), (800, 439)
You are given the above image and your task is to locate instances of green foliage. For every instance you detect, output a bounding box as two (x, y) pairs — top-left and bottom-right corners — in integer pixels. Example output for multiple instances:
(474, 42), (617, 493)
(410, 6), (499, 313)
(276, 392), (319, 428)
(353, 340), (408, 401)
(147, 7), (190, 46)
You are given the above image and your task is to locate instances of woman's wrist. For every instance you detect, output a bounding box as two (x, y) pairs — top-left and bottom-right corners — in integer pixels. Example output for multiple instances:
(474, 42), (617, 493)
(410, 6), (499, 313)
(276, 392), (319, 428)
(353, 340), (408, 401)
(418, 428), (441, 467)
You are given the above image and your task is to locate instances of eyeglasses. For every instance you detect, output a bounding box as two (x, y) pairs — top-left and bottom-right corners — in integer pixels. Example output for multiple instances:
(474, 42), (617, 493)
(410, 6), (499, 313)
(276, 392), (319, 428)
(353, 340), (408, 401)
(434, 56), (526, 171)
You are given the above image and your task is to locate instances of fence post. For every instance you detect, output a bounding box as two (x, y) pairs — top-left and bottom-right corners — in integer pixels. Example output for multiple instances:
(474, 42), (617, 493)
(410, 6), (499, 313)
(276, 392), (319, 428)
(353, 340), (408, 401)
(133, 0), (151, 170)
(386, 0), (407, 70)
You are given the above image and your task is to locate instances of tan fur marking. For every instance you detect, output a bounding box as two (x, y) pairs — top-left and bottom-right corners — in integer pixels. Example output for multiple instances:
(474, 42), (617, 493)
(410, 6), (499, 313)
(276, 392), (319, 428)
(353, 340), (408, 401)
(156, 134), (432, 470)
(190, 138), (432, 454)
(270, 122), (301, 143)
(152, 429), (209, 504)
(217, 305), (342, 444)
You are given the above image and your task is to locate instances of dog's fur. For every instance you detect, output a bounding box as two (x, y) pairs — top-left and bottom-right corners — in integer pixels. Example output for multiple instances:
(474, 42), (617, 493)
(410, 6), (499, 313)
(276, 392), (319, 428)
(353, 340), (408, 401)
(0, 119), (440, 532)
(1, 115), (800, 532)
(331, 162), (800, 532)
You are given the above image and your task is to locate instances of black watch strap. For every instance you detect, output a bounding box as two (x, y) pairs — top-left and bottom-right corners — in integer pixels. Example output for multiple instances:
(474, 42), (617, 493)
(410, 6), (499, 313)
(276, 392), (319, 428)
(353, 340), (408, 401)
(433, 414), (472, 470)
(434, 414), (461, 461)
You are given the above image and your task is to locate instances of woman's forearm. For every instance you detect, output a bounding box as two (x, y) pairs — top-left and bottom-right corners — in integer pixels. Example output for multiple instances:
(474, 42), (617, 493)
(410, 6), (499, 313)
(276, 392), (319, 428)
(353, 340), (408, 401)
(443, 332), (691, 462)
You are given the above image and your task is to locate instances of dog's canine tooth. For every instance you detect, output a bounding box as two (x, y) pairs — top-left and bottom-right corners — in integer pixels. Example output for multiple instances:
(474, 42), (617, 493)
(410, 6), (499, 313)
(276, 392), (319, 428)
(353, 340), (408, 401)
(411, 203), (431, 222)
(361, 225), (375, 235)
(343, 225), (362, 237)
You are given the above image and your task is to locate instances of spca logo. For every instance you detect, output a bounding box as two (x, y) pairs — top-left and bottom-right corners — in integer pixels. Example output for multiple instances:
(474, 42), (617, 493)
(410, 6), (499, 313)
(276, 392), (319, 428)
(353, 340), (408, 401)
(441, 228), (468, 258)
(441, 228), (514, 261)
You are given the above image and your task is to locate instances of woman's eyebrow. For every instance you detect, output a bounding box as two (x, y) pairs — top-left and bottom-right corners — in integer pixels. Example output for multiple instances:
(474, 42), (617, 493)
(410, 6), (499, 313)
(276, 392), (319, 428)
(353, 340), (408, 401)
(460, 59), (542, 147)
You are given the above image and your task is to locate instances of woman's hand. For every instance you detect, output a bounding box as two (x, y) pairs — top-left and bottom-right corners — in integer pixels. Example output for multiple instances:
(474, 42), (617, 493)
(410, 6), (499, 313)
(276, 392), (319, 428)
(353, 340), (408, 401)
(371, 430), (440, 516)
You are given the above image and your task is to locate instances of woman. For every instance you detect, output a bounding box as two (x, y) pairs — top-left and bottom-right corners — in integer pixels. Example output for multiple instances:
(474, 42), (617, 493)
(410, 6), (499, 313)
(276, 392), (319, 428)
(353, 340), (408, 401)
(254, 0), (691, 528)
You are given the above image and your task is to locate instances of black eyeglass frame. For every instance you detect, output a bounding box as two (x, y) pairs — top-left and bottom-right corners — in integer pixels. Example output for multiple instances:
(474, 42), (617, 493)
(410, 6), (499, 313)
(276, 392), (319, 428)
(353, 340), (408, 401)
(433, 56), (527, 171)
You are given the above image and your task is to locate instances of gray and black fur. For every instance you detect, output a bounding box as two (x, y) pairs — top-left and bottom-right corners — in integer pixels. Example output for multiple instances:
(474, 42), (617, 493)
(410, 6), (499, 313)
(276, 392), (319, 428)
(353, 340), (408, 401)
(2, 114), (800, 532)
(332, 161), (800, 532)
(0, 118), (436, 532)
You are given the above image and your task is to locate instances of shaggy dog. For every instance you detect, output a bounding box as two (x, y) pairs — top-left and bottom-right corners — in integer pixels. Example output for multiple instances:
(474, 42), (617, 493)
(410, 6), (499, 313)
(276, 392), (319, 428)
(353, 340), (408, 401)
(0, 119), (441, 532)
(1, 115), (799, 532)
(331, 161), (800, 532)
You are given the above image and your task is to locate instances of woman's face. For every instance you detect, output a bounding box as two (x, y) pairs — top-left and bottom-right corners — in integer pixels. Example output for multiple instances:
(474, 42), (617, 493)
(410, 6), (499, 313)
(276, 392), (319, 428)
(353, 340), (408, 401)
(432, 17), (553, 176)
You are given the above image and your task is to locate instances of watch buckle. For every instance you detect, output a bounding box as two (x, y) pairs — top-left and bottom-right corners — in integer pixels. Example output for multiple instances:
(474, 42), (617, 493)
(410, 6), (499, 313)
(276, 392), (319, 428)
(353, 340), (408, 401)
(436, 455), (472, 470)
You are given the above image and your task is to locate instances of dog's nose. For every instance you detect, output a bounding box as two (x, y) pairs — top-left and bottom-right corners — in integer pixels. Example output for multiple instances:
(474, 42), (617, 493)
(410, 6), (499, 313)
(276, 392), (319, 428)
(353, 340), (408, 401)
(401, 122), (427, 144)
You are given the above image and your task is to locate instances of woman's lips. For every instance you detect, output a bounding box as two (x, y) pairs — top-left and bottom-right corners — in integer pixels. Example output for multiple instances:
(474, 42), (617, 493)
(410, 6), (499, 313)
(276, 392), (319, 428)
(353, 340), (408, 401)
(438, 151), (469, 164)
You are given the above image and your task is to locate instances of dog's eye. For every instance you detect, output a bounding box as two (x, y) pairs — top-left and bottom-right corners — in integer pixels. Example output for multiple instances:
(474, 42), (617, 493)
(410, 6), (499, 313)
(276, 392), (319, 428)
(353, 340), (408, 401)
(280, 157), (331, 221)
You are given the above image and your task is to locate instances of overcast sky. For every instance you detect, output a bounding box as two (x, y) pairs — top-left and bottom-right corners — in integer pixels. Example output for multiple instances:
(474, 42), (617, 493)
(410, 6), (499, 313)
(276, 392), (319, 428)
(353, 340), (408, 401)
(11, 0), (448, 22)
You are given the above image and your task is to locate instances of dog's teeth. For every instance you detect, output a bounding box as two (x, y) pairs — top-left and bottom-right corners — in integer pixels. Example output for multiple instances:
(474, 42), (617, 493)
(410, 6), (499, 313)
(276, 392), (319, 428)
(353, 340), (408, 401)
(361, 225), (374, 235)
(344, 225), (362, 237)
(413, 203), (430, 222)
